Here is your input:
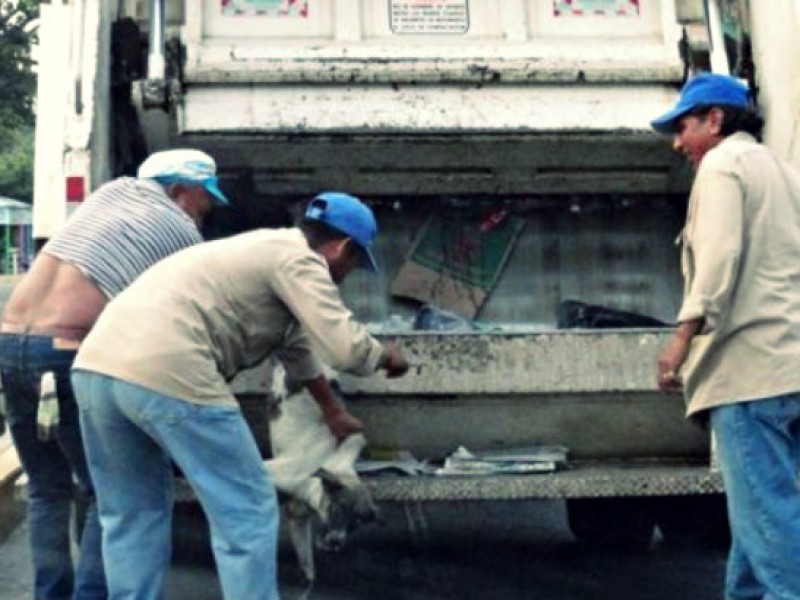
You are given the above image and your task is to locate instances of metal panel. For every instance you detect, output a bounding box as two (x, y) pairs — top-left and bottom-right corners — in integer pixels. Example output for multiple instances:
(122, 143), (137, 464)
(106, 462), (724, 504)
(346, 391), (708, 460)
(179, 85), (680, 134)
(366, 463), (724, 502)
(178, 133), (692, 197)
(332, 331), (707, 461)
(339, 331), (672, 395)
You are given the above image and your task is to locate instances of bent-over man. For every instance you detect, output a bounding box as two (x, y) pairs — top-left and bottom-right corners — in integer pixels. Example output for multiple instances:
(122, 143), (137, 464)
(71, 191), (410, 600)
(0, 149), (227, 600)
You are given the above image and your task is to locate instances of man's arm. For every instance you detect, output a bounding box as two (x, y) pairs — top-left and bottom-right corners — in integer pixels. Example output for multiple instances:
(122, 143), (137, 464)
(678, 159), (744, 331)
(657, 318), (703, 393)
(299, 343), (409, 441)
(657, 159), (744, 393)
(272, 252), (407, 376)
(303, 375), (363, 442)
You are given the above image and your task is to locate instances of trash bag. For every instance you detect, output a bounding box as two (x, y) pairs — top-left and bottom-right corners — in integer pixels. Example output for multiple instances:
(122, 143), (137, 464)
(557, 300), (670, 329)
(412, 304), (481, 332)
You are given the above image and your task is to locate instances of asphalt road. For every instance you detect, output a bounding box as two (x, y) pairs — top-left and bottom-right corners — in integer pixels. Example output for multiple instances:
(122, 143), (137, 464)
(0, 488), (728, 600)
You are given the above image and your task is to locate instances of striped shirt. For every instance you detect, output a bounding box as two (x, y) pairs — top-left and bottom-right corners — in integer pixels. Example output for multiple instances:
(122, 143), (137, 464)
(43, 177), (203, 298)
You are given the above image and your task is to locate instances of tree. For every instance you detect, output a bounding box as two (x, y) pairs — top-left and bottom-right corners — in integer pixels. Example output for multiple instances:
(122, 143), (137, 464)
(0, 0), (39, 201)
(0, 0), (39, 129)
(0, 126), (33, 199)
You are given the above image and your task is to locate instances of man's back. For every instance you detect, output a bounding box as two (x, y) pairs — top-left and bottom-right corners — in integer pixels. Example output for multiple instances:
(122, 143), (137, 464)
(2, 255), (107, 340)
(1, 177), (203, 341)
(681, 132), (800, 411)
(74, 227), (384, 405)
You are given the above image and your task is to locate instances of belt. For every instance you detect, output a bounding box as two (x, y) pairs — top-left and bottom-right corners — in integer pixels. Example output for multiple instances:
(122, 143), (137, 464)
(1, 322), (84, 349)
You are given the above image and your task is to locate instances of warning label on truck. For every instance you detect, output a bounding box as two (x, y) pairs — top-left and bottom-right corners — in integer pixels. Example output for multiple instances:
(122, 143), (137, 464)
(553, 0), (640, 17)
(390, 0), (470, 35)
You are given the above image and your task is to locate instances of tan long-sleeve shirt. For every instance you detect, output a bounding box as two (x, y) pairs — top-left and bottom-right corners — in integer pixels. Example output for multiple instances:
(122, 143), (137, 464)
(678, 132), (800, 416)
(73, 228), (384, 405)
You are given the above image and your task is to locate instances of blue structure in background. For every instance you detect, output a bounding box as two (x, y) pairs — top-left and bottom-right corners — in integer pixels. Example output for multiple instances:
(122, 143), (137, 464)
(0, 198), (33, 274)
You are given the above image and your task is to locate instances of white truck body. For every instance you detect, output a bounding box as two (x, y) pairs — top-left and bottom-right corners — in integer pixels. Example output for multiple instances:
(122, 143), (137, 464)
(25, 0), (800, 547)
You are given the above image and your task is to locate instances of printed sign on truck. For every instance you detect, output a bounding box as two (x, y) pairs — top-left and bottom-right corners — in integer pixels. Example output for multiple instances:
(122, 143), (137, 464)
(221, 0), (309, 17)
(389, 0), (470, 35)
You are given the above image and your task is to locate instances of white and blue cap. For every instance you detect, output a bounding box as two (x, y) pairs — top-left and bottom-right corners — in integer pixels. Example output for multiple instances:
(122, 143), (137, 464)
(137, 149), (229, 206)
(304, 192), (379, 272)
(650, 73), (751, 134)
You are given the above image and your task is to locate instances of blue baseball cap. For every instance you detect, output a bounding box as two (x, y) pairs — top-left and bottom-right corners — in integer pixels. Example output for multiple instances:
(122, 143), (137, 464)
(651, 73), (751, 134)
(137, 149), (229, 206)
(304, 192), (379, 272)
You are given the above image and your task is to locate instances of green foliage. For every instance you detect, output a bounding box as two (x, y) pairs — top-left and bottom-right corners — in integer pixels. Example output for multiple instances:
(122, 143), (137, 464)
(0, 1), (39, 202)
(0, 0), (40, 128)
(0, 126), (33, 201)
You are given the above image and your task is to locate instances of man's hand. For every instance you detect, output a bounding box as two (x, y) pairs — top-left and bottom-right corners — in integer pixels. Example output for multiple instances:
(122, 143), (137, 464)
(304, 375), (364, 442)
(657, 335), (687, 393)
(379, 342), (410, 378)
(657, 319), (702, 394)
(321, 405), (364, 443)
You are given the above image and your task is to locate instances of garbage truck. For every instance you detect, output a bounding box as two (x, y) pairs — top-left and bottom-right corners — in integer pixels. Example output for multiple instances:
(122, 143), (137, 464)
(15, 0), (800, 550)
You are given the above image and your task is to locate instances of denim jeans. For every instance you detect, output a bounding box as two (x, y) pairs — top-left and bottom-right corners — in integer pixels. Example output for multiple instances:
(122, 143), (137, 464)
(711, 394), (800, 600)
(0, 334), (106, 600)
(71, 370), (280, 600)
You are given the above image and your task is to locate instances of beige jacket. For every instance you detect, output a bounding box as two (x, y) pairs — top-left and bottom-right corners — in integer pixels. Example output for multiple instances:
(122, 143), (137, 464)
(678, 132), (800, 416)
(74, 228), (384, 405)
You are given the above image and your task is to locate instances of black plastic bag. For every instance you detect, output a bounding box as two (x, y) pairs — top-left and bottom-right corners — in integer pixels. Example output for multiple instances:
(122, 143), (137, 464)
(557, 300), (670, 329)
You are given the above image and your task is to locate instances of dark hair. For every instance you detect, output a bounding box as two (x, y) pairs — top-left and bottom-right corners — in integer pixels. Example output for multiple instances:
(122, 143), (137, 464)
(297, 218), (348, 249)
(689, 105), (764, 140)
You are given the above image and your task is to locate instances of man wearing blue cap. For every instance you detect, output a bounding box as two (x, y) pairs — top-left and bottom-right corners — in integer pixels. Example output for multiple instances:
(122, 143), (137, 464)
(0, 148), (227, 599)
(69, 191), (409, 600)
(653, 73), (800, 600)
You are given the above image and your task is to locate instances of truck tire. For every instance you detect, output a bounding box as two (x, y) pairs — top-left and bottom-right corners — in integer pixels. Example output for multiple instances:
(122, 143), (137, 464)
(654, 494), (730, 550)
(566, 497), (656, 551)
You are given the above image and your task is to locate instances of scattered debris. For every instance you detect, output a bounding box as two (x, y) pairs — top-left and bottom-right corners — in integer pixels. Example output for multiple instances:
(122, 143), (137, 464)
(435, 445), (568, 476)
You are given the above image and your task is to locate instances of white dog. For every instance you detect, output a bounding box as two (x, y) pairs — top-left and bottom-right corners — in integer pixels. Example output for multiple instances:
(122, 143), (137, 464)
(264, 363), (378, 582)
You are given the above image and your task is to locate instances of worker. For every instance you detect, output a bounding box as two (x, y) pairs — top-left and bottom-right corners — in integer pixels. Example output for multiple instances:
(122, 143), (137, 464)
(70, 191), (410, 600)
(0, 148), (228, 600)
(653, 73), (800, 600)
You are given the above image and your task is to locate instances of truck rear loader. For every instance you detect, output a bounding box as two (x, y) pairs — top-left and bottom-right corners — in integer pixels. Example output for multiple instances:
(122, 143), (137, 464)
(10, 0), (800, 551)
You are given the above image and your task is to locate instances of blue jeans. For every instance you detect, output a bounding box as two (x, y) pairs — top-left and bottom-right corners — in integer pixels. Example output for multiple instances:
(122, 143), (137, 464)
(0, 334), (106, 600)
(711, 394), (800, 600)
(71, 370), (280, 600)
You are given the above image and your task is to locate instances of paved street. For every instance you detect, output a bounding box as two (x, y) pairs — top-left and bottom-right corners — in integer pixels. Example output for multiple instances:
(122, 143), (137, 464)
(0, 485), (728, 600)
